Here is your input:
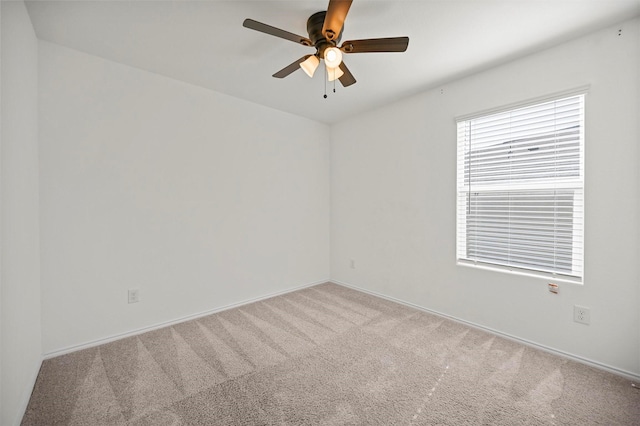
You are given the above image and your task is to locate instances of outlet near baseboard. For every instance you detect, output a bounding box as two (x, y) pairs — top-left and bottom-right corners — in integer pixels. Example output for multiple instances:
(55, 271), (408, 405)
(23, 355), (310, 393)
(574, 305), (590, 325)
(128, 289), (140, 304)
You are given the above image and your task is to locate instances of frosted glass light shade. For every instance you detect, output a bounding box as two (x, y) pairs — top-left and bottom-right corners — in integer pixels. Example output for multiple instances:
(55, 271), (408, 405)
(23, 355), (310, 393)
(324, 47), (343, 69)
(300, 55), (320, 78)
(327, 66), (344, 82)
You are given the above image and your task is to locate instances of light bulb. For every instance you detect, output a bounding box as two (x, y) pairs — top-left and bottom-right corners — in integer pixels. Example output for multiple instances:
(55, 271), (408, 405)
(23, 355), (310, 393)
(300, 55), (320, 78)
(324, 47), (343, 69)
(327, 66), (344, 82)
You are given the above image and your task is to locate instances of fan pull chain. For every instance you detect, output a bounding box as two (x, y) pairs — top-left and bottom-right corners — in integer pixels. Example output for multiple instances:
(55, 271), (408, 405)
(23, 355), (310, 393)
(322, 66), (338, 98)
(323, 67), (327, 99)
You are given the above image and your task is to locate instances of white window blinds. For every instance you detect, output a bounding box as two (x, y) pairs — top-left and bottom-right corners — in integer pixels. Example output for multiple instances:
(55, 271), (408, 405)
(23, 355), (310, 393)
(456, 94), (584, 280)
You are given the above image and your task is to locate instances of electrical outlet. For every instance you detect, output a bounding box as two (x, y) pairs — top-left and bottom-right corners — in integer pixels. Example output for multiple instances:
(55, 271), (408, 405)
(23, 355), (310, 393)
(128, 289), (140, 304)
(574, 305), (590, 325)
(350, 259), (356, 269)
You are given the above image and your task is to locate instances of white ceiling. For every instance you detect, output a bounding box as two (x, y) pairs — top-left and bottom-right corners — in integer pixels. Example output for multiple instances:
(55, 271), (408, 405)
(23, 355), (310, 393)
(25, 0), (640, 124)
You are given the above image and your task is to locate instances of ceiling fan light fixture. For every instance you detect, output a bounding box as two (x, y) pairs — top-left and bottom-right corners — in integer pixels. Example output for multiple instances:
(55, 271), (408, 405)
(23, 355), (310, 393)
(327, 66), (344, 82)
(300, 55), (320, 77)
(324, 47), (343, 69)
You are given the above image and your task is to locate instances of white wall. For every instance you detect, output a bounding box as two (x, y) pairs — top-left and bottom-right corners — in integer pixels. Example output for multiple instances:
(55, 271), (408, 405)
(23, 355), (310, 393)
(39, 41), (330, 354)
(1, 2), (42, 425)
(331, 18), (640, 376)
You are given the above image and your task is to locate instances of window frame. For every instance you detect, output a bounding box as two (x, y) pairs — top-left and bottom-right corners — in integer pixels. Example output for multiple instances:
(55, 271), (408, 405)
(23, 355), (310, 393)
(455, 89), (587, 283)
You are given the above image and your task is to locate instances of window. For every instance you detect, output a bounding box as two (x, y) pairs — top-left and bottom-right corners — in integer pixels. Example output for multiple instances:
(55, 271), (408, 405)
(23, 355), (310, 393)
(456, 94), (584, 281)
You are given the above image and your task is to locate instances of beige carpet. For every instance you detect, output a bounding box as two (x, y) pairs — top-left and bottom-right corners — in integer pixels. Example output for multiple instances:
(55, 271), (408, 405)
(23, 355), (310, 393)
(22, 282), (640, 425)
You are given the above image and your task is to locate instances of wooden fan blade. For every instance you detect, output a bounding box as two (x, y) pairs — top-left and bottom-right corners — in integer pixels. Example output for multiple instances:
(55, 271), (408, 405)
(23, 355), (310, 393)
(243, 19), (312, 46)
(338, 62), (356, 87)
(340, 37), (409, 53)
(273, 55), (313, 78)
(322, 0), (353, 41)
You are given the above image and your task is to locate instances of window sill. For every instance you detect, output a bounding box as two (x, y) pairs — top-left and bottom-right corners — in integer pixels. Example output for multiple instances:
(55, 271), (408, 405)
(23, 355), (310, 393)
(456, 260), (583, 285)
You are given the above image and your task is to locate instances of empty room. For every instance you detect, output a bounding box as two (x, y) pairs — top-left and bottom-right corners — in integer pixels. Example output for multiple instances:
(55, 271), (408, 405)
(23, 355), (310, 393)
(2, 0), (639, 424)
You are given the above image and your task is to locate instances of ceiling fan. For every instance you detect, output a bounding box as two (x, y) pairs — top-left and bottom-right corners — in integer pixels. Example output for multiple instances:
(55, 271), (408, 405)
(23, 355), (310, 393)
(242, 0), (409, 88)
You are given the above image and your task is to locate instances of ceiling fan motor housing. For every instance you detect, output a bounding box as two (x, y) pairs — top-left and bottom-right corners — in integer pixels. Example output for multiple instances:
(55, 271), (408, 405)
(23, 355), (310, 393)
(307, 11), (341, 56)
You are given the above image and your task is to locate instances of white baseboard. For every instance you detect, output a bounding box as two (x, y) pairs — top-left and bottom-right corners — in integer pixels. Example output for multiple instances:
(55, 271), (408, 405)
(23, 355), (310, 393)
(43, 278), (329, 359)
(331, 279), (640, 382)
